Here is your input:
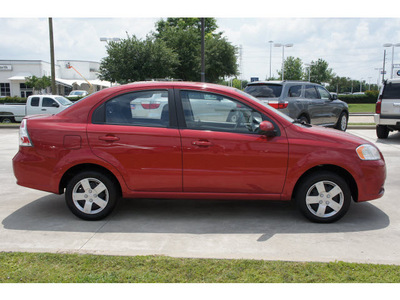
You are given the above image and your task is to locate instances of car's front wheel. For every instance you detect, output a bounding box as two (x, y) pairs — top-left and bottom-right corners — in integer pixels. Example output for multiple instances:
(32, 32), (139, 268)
(65, 171), (119, 220)
(295, 171), (351, 223)
(335, 112), (348, 131)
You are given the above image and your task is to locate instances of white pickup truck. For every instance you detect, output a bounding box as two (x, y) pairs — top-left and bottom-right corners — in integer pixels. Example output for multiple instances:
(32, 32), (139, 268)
(0, 95), (73, 123)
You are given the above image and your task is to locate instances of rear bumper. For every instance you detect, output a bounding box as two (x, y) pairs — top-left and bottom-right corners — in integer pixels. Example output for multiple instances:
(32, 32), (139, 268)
(374, 113), (400, 127)
(12, 149), (60, 194)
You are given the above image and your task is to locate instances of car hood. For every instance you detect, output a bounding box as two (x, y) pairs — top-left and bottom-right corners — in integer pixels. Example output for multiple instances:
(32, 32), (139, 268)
(288, 123), (372, 148)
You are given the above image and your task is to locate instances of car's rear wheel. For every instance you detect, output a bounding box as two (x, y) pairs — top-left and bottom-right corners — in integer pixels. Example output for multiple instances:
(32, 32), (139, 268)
(299, 115), (310, 124)
(295, 171), (351, 223)
(335, 112), (348, 131)
(65, 171), (118, 220)
(376, 125), (389, 139)
(1, 116), (15, 123)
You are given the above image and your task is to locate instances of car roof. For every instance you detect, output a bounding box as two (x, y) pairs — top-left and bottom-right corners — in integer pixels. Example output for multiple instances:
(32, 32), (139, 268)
(387, 78), (400, 83)
(247, 80), (314, 86)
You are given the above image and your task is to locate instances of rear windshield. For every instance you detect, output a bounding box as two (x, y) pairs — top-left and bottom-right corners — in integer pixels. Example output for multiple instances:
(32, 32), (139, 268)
(383, 83), (400, 99)
(244, 84), (283, 98)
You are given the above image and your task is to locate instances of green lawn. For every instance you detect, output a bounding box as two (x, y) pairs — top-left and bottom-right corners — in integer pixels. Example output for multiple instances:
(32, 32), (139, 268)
(348, 103), (375, 114)
(1, 252), (399, 283)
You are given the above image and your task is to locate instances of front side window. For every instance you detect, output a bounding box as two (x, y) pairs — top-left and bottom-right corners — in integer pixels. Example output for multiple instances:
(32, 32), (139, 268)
(305, 85), (319, 99)
(102, 90), (169, 127)
(181, 90), (264, 134)
(317, 86), (331, 100)
(42, 97), (57, 107)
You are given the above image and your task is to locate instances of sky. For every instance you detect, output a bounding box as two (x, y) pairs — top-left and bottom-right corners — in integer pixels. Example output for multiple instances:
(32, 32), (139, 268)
(1, 1), (400, 85)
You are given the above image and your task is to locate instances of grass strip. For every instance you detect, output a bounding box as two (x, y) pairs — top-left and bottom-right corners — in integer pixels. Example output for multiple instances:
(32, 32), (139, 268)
(1, 252), (400, 283)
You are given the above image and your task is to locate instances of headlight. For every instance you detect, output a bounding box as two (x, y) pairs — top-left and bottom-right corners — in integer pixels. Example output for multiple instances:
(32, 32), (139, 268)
(356, 144), (381, 160)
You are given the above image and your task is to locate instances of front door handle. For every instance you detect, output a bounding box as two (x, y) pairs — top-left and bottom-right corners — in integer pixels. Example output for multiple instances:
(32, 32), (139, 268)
(99, 135), (120, 142)
(192, 140), (212, 147)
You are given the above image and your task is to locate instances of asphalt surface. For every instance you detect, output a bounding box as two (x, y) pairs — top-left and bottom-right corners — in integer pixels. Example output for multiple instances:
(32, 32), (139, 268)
(1, 126), (400, 265)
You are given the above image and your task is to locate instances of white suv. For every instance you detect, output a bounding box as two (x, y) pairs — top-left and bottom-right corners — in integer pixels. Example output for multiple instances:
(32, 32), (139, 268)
(375, 78), (400, 138)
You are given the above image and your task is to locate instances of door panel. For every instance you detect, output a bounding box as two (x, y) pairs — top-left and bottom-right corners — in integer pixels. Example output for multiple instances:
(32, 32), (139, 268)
(178, 90), (288, 195)
(87, 89), (182, 192)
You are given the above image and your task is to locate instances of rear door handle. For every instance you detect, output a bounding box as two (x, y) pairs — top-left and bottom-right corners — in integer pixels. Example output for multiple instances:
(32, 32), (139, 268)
(192, 140), (212, 147)
(99, 135), (120, 142)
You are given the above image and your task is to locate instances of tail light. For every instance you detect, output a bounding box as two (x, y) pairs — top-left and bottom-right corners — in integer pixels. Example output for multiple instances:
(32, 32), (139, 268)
(141, 101), (161, 109)
(376, 96), (382, 114)
(268, 101), (289, 109)
(19, 119), (33, 147)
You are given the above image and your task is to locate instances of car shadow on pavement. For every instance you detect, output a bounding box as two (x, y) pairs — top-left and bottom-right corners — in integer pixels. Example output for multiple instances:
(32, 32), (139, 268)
(375, 132), (400, 144)
(2, 194), (390, 242)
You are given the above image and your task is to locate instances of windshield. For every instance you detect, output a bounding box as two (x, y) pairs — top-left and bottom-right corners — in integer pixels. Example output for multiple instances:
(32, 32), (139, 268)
(236, 89), (294, 123)
(55, 96), (73, 106)
(70, 91), (85, 96)
(244, 84), (283, 98)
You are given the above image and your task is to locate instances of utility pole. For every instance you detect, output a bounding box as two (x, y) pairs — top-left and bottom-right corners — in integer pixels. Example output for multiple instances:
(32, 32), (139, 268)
(48, 18), (56, 95)
(200, 18), (205, 82)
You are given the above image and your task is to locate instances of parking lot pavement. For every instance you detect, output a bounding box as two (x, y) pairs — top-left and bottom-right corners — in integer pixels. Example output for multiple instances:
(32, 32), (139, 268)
(1, 128), (400, 265)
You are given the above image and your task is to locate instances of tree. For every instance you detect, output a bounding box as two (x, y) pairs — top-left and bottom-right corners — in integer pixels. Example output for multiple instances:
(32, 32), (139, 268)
(309, 59), (334, 84)
(98, 35), (179, 83)
(25, 75), (52, 94)
(154, 18), (238, 82)
(277, 56), (303, 80)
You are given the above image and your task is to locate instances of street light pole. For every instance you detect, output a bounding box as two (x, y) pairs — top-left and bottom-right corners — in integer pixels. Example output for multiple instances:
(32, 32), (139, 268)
(268, 40), (273, 79)
(100, 37), (121, 87)
(383, 43), (400, 79)
(274, 43), (293, 80)
(48, 18), (56, 95)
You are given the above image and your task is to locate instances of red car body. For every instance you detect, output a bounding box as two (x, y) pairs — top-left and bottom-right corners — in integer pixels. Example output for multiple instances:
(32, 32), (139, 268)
(12, 82), (386, 222)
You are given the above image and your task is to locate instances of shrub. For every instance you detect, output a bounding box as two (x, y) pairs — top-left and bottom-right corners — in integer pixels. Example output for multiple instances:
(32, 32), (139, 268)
(0, 96), (27, 104)
(337, 91), (379, 104)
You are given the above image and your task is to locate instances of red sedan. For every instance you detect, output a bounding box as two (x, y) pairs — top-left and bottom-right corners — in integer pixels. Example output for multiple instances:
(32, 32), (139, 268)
(13, 82), (386, 223)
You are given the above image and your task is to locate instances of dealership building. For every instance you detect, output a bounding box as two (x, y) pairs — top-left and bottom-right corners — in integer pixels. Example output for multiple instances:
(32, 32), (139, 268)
(0, 60), (111, 97)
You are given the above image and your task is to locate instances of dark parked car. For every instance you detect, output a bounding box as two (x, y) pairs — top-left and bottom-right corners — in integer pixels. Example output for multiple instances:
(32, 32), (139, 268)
(244, 81), (349, 131)
(13, 82), (385, 223)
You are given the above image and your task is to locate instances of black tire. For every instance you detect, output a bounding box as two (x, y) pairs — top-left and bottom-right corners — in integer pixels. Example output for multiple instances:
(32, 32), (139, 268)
(295, 171), (351, 223)
(1, 116), (15, 123)
(65, 171), (119, 220)
(298, 115), (310, 124)
(335, 112), (348, 131)
(376, 125), (389, 139)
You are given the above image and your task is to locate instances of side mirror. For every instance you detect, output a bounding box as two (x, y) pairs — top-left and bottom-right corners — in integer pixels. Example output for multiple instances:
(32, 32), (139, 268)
(52, 102), (60, 108)
(259, 121), (276, 137)
(330, 93), (338, 100)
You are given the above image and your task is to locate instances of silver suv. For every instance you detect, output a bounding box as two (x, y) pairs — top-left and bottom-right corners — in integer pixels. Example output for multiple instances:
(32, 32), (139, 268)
(375, 78), (400, 139)
(244, 81), (349, 131)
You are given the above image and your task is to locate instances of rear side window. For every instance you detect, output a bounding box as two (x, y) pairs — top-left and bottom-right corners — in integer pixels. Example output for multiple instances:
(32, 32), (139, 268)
(383, 83), (400, 99)
(93, 90), (169, 127)
(288, 85), (302, 97)
(244, 84), (282, 98)
(30, 97), (39, 107)
(305, 85), (319, 99)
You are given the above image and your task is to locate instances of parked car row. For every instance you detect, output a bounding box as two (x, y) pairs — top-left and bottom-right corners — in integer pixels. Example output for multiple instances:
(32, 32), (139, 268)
(0, 95), (72, 123)
(244, 81), (349, 131)
(374, 78), (400, 139)
(13, 82), (386, 223)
